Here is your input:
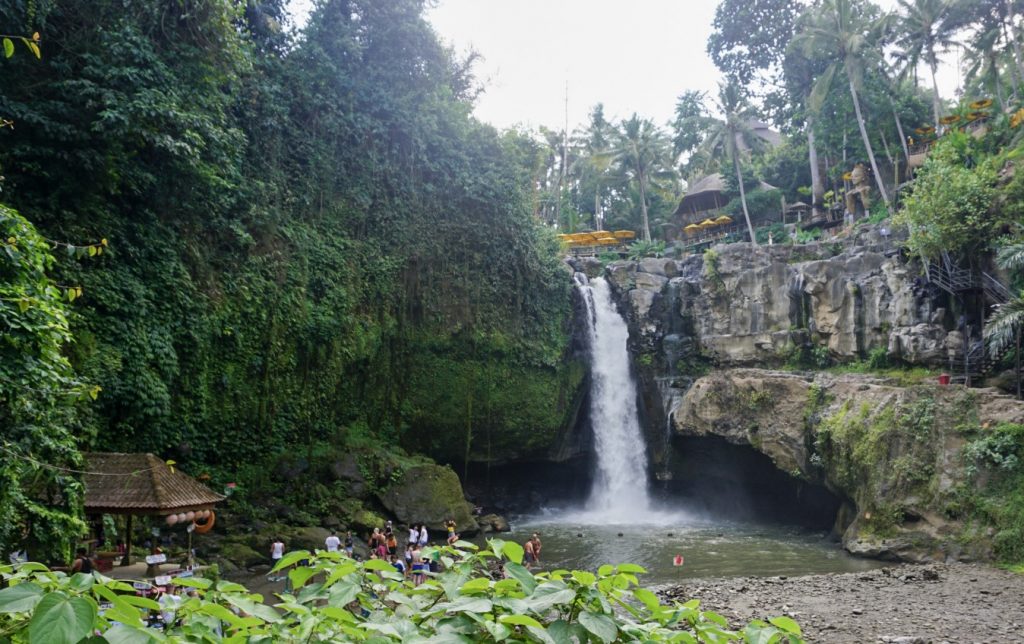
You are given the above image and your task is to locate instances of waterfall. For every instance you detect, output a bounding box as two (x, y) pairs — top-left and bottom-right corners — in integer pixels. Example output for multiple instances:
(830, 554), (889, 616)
(575, 274), (652, 521)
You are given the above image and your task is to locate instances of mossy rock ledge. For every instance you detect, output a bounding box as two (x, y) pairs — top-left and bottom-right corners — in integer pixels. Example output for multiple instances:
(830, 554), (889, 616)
(377, 464), (478, 535)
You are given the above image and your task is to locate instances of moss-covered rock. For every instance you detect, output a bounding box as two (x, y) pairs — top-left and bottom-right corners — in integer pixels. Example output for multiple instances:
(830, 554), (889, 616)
(377, 464), (478, 534)
(350, 509), (386, 535)
(218, 541), (266, 568)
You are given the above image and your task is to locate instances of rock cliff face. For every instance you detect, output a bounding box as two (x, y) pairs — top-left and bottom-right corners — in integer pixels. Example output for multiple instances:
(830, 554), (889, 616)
(589, 238), (1024, 561)
(605, 241), (952, 369)
(674, 369), (1024, 561)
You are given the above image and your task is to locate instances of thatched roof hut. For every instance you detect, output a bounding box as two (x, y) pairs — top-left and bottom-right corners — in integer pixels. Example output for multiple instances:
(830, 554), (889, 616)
(83, 453), (224, 515)
(673, 173), (779, 225)
(83, 453), (225, 565)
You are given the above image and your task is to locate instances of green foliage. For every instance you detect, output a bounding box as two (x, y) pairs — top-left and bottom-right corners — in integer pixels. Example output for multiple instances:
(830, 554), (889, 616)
(0, 0), (578, 502)
(960, 423), (1024, 562)
(724, 188), (782, 223)
(895, 134), (1000, 260)
(792, 228), (821, 244)
(812, 391), (941, 535)
(627, 239), (666, 260)
(755, 222), (787, 245)
(0, 205), (87, 562)
(0, 542), (803, 642)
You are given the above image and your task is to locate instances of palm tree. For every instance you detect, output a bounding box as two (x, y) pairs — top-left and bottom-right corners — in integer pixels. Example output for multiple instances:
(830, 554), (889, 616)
(696, 81), (764, 245)
(891, 0), (963, 131)
(964, 25), (1008, 111)
(609, 114), (673, 242)
(571, 104), (616, 230)
(795, 0), (893, 214)
(781, 39), (829, 218)
(985, 240), (1024, 398)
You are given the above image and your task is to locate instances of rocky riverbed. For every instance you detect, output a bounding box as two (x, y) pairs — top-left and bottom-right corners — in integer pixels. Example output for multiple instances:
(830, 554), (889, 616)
(658, 563), (1024, 643)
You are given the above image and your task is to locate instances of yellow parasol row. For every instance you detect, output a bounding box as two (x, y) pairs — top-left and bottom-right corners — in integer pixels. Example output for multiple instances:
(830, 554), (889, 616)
(684, 215), (733, 235)
(557, 230), (637, 247)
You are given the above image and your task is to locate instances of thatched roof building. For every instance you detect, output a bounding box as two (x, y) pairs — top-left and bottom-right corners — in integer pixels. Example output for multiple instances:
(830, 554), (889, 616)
(83, 452), (224, 515)
(673, 173), (779, 225)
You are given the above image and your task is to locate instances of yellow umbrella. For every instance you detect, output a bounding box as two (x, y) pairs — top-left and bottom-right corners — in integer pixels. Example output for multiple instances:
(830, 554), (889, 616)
(699, 218), (717, 228)
(684, 224), (702, 234)
(714, 215), (733, 225)
(613, 230), (636, 240)
(596, 237), (619, 246)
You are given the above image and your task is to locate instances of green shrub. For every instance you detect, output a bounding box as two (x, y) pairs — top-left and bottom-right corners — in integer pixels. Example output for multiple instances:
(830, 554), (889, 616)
(895, 135), (1000, 260)
(0, 542), (804, 642)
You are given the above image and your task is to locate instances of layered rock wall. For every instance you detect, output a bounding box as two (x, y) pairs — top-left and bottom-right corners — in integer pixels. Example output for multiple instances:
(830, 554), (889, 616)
(581, 237), (1024, 561)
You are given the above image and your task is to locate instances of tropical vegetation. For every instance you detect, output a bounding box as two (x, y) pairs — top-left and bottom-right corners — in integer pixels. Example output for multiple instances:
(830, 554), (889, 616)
(0, 541), (804, 643)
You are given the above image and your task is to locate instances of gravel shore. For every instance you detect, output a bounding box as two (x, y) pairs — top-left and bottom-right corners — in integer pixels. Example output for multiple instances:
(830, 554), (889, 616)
(658, 563), (1024, 643)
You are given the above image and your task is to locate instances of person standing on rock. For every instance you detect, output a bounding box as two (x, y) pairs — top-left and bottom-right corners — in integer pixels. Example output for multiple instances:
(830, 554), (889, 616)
(523, 538), (536, 570)
(325, 531), (341, 553)
(418, 524), (429, 548)
(445, 519), (458, 545)
(408, 524), (419, 548)
(344, 531), (354, 558)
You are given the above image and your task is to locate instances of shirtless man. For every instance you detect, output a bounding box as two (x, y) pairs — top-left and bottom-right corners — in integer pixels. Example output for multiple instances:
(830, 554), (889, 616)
(523, 538), (536, 570)
(410, 544), (425, 586)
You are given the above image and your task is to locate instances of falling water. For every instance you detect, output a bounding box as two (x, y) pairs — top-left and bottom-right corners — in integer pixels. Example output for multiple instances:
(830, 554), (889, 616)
(574, 274), (653, 521)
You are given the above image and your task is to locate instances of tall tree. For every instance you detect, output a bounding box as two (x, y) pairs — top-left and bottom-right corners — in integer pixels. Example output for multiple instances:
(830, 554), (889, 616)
(781, 34), (830, 217)
(697, 81), (764, 245)
(891, 0), (963, 130)
(609, 114), (673, 242)
(707, 0), (805, 88)
(795, 0), (893, 214)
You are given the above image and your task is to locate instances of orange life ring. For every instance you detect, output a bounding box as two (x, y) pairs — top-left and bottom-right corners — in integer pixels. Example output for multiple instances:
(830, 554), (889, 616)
(192, 511), (216, 534)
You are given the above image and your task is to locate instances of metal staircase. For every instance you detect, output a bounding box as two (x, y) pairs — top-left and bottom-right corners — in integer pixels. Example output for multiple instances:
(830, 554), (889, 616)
(926, 252), (1012, 384)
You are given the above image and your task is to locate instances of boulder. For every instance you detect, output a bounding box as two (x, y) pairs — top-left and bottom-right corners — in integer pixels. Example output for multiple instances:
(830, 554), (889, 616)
(377, 464), (478, 534)
(218, 541), (266, 568)
(330, 454), (368, 498)
(287, 526), (331, 552)
(350, 508), (386, 535)
(638, 257), (678, 278)
(478, 513), (510, 533)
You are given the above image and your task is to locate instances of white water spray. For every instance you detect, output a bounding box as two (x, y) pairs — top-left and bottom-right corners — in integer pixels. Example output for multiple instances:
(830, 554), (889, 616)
(575, 274), (653, 521)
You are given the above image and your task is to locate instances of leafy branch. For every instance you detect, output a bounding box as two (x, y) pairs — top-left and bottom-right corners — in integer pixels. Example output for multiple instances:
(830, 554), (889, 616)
(1, 32), (41, 59)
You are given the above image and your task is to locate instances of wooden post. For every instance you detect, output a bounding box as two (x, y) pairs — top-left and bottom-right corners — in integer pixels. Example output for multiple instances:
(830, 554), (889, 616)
(121, 514), (133, 567)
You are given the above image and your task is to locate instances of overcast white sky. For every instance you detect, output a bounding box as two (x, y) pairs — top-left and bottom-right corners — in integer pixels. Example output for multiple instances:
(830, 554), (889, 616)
(289, 0), (962, 132)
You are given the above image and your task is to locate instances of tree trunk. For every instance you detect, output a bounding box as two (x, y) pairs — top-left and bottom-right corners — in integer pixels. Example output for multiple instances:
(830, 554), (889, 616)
(637, 165), (652, 242)
(1002, 16), (1022, 100)
(1008, 0), (1024, 86)
(929, 59), (942, 131)
(993, 57), (1005, 112)
(734, 155), (757, 245)
(806, 112), (825, 218)
(891, 101), (910, 163)
(1017, 325), (1021, 400)
(849, 78), (892, 214)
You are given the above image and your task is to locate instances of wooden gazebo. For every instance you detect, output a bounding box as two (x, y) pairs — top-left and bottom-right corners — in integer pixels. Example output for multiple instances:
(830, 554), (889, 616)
(83, 453), (225, 566)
